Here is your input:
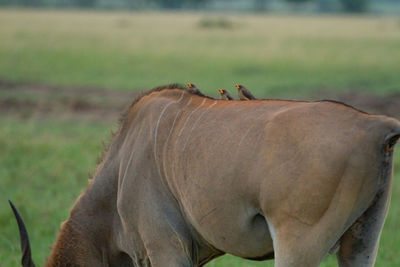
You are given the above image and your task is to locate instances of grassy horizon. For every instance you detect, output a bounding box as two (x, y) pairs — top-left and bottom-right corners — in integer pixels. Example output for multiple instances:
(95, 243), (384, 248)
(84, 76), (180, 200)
(0, 10), (400, 97)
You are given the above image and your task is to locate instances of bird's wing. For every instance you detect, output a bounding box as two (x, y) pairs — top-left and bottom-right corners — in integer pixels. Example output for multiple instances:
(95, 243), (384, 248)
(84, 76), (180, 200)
(242, 88), (256, 100)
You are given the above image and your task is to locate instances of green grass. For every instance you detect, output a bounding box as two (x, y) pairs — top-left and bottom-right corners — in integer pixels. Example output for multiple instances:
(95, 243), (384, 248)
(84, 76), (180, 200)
(0, 117), (399, 266)
(0, 118), (112, 266)
(0, 10), (400, 97)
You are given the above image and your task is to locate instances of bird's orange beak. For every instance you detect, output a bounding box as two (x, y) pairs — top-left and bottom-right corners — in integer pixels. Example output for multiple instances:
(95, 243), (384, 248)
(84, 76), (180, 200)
(187, 83), (192, 88)
(235, 85), (239, 88)
(218, 89), (223, 94)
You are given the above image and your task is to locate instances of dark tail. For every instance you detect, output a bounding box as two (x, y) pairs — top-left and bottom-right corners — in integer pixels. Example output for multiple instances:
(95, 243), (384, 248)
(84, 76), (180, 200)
(9, 200), (36, 267)
(385, 127), (400, 153)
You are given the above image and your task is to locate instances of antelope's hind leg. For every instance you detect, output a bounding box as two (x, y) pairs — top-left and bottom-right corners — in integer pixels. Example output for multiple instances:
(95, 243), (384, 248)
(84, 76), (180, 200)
(271, 185), (390, 267)
(337, 182), (392, 267)
(269, 171), (384, 267)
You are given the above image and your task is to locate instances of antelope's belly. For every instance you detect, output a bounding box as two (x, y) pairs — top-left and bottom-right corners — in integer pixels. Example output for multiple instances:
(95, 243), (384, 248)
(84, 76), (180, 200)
(189, 206), (274, 259)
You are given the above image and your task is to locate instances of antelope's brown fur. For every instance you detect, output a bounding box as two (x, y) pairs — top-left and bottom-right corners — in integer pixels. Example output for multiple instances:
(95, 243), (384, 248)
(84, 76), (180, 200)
(42, 84), (400, 266)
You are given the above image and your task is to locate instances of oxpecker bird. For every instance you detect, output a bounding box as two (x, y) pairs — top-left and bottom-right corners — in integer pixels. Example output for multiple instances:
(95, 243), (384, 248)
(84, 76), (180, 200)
(187, 83), (201, 94)
(236, 84), (256, 100)
(218, 89), (234, 100)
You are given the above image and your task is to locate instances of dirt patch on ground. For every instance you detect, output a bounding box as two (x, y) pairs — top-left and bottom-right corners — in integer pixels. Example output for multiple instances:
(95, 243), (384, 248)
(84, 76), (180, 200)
(1, 80), (399, 122)
(0, 80), (139, 122)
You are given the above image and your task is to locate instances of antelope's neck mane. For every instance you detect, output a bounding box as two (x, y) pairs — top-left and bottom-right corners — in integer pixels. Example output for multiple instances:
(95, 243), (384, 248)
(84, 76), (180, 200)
(119, 84), (213, 125)
(46, 220), (91, 266)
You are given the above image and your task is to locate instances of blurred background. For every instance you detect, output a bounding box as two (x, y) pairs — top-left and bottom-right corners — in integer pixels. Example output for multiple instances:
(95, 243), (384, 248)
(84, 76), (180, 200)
(1, 0), (400, 266)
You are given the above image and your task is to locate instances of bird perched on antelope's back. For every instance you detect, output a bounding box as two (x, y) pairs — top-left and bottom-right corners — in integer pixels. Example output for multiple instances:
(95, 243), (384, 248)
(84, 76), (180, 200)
(218, 89), (234, 100)
(236, 84), (256, 100)
(187, 83), (201, 94)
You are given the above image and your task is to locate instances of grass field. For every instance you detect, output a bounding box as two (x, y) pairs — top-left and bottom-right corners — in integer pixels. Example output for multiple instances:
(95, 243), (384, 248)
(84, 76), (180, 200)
(1, 9), (400, 96)
(1, 9), (400, 266)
